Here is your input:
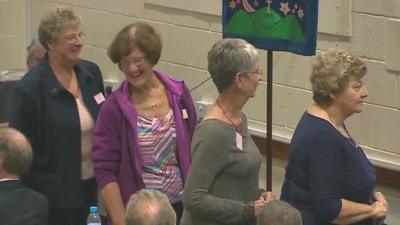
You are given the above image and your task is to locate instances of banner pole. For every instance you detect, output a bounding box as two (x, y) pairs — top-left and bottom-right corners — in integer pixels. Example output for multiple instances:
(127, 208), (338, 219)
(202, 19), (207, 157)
(266, 50), (273, 191)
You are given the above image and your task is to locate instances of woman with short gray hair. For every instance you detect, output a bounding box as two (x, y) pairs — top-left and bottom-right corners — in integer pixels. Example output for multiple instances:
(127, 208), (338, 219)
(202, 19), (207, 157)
(182, 38), (274, 225)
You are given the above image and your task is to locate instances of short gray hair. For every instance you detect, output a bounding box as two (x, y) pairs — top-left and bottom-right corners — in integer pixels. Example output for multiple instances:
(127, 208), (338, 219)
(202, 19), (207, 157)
(27, 37), (43, 59)
(207, 38), (259, 93)
(258, 200), (302, 225)
(125, 189), (176, 225)
(0, 128), (32, 176)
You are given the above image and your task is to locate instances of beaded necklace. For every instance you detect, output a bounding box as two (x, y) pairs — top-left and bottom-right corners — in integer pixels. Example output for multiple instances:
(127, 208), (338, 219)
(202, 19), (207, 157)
(216, 99), (244, 136)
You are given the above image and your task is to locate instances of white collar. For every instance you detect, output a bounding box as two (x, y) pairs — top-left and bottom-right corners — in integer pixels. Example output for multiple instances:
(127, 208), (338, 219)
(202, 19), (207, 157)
(0, 178), (19, 183)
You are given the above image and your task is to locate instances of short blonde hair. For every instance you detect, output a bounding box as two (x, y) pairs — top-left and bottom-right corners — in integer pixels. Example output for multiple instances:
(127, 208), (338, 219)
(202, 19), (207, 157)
(311, 48), (367, 106)
(38, 7), (81, 50)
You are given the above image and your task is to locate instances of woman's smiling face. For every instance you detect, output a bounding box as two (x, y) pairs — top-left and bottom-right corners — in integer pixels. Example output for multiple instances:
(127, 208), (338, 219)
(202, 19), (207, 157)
(119, 47), (154, 88)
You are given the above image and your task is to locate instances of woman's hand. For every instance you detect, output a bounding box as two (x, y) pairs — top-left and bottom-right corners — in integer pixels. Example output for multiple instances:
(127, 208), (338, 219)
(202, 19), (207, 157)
(372, 192), (388, 224)
(374, 192), (388, 208)
(264, 191), (276, 203)
(259, 189), (276, 203)
(371, 200), (388, 217)
(254, 189), (276, 216)
(253, 196), (266, 217)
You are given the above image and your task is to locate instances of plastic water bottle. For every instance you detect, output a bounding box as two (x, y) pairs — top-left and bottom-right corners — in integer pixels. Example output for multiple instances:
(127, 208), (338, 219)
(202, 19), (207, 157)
(87, 206), (101, 225)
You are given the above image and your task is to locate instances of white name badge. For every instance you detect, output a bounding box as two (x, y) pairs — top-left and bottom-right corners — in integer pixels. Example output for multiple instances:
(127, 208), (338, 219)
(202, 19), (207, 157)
(236, 132), (243, 151)
(94, 92), (105, 104)
(182, 109), (189, 119)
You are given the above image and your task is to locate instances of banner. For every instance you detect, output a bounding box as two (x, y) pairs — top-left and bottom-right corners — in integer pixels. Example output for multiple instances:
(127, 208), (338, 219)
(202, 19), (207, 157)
(222, 0), (318, 56)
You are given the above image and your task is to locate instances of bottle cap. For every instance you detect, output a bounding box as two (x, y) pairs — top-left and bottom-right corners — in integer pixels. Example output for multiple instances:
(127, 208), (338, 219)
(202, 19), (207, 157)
(89, 206), (98, 213)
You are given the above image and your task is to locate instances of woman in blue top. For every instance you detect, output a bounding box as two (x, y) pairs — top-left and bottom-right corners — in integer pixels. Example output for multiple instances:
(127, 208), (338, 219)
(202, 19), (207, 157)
(280, 48), (388, 225)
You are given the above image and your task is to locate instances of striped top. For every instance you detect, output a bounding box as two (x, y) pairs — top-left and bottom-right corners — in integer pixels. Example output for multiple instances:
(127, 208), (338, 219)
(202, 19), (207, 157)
(137, 110), (183, 203)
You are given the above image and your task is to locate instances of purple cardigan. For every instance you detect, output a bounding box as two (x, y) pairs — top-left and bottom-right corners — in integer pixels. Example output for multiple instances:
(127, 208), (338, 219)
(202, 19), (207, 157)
(93, 70), (197, 207)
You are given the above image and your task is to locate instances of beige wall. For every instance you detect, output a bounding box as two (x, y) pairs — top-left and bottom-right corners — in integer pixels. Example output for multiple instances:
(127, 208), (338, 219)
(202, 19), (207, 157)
(0, 0), (27, 70)
(1, 0), (400, 170)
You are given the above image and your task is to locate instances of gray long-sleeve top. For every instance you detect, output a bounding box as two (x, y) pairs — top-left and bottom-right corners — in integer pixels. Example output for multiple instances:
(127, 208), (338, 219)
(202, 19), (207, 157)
(182, 118), (262, 225)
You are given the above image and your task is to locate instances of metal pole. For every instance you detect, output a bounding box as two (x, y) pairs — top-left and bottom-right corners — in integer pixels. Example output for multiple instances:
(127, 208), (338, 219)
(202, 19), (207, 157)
(266, 50), (273, 191)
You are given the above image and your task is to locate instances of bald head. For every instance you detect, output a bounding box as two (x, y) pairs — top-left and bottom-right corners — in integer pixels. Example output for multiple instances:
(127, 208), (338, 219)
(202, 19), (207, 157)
(258, 200), (302, 225)
(136, 199), (161, 223)
(0, 128), (32, 177)
(125, 189), (176, 225)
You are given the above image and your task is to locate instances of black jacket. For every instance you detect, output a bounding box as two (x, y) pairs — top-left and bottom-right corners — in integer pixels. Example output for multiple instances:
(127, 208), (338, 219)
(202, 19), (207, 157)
(0, 180), (49, 225)
(10, 55), (104, 209)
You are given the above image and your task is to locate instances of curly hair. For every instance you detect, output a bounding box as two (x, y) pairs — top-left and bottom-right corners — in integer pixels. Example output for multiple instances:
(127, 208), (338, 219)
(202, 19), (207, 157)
(311, 48), (367, 106)
(38, 7), (81, 50)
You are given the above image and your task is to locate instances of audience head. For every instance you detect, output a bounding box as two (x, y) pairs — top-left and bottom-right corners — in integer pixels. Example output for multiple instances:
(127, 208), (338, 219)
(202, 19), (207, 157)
(311, 48), (367, 107)
(125, 189), (176, 225)
(0, 128), (32, 177)
(26, 37), (46, 70)
(108, 22), (162, 67)
(257, 200), (302, 225)
(38, 7), (83, 55)
(207, 38), (260, 93)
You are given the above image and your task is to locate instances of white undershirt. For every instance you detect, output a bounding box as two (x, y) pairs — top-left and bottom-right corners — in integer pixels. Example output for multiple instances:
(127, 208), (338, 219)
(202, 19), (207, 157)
(75, 95), (95, 180)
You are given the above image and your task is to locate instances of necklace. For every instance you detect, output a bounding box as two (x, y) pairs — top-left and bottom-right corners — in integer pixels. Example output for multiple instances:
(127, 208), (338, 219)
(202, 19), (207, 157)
(216, 99), (244, 136)
(327, 111), (359, 149)
(131, 85), (160, 117)
(345, 135), (359, 149)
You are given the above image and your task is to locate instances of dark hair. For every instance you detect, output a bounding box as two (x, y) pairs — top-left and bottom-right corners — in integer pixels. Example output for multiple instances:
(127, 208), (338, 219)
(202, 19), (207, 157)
(108, 22), (162, 65)
(0, 128), (32, 176)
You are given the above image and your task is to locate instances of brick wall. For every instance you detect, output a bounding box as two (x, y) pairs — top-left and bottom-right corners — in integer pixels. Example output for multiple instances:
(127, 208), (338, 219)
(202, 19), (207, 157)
(1, 0), (400, 170)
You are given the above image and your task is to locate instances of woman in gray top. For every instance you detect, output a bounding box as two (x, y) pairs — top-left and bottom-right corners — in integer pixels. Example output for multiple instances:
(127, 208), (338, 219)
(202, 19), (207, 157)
(182, 38), (270, 225)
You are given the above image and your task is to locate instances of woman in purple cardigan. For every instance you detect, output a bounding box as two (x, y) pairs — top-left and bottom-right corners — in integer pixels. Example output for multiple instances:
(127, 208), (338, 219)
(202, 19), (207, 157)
(93, 22), (197, 225)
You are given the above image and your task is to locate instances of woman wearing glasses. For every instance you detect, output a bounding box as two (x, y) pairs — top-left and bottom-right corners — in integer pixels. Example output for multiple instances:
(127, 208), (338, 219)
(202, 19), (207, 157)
(280, 48), (388, 225)
(181, 38), (273, 225)
(10, 8), (104, 225)
(93, 22), (197, 225)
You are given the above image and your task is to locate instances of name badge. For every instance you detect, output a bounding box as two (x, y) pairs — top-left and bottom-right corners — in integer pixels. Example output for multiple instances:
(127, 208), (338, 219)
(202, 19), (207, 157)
(182, 109), (189, 119)
(236, 132), (243, 151)
(94, 92), (105, 104)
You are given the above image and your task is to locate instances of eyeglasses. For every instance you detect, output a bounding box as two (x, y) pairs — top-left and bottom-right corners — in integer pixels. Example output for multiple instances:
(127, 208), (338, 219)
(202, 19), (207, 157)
(64, 32), (86, 43)
(246, 68), (263, 77)
(118, 56), (145, 71)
